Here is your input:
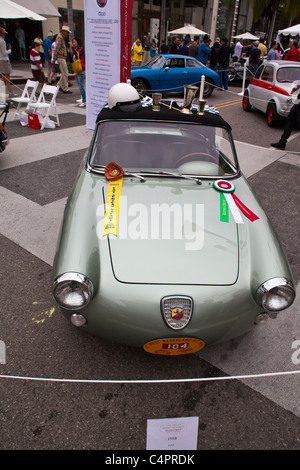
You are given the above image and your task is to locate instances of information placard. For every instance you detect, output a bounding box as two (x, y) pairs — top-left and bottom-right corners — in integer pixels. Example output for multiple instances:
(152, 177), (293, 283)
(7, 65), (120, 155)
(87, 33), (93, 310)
(84, 0), (132, 129)
(146, 416), (199, 450)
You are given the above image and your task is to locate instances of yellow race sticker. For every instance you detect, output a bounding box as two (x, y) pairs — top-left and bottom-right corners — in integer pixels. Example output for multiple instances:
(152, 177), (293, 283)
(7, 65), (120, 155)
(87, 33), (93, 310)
(143, 338), (205, 356)
(103, 177), (123, 236)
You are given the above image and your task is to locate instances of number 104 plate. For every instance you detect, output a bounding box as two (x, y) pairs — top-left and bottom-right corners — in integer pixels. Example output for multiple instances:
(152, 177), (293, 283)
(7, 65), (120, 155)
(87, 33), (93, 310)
(143, 338), (205, 355)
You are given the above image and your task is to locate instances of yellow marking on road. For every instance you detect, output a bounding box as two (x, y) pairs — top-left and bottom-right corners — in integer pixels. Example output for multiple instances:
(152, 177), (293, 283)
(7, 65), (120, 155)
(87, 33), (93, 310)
(32, 306), (55, 324)
(215, 98), (242, 109)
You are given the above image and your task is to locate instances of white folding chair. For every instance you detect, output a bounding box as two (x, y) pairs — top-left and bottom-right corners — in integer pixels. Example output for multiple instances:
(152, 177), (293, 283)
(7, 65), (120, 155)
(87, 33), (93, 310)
(11, 79), (39, 120)
(30, 84), (60, 131)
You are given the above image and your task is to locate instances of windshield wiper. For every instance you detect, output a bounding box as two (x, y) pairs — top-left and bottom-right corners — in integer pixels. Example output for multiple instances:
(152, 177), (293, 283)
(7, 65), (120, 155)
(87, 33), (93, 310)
(157, 171), (202, 185)
(92, 165), (146, 182)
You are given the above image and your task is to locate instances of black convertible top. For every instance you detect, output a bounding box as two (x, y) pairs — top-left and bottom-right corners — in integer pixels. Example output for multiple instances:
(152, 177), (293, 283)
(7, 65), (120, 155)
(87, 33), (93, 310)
(96, 102), (232, 130)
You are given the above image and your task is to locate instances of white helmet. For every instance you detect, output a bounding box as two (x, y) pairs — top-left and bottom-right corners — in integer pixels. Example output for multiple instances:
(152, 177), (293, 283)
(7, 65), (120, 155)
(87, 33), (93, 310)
(108, 81), (141, 111)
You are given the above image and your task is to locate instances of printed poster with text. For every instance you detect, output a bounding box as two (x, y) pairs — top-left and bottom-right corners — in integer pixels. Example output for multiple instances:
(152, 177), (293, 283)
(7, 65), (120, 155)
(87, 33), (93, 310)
(84, 0), (132, 129)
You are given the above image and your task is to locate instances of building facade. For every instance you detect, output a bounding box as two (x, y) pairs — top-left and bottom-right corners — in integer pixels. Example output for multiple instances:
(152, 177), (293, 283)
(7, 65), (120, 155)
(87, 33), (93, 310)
(2, 0), (293, 62)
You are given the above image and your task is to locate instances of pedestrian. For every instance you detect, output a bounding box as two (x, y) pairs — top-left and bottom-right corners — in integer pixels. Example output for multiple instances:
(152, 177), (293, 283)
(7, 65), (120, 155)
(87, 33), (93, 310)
(34, 35), (44, 65)
(271, 77), (300, 150)
(142, 35), (150, 64)
(179, 38), (189, 56)
(258, 38), (267, 63)
(283, 41), (300, 61)
(197, 35), (211, 65)
(217, 37), (230, 90)
(0, 26), (17, 98)
(248, 41), (261, 78)
(267, 41), (278, 60)
(15, 22), (26, 61)
(72, 37), (86, 108)
(275, 44), (281, 59)
(43, 31), (54, 82)
(52, 26), (72, 93)
(48, 35), (59, 85)
(209, 41), (219, 70)
(232, 38), (244, 62)
(160, 40), (169, 54)
(188, 36), (199, 59)
(30, 41), (46, 84)
(133, 38), (144, 66)
(169, 37), (180, 54)
(150, 39), (157, 58)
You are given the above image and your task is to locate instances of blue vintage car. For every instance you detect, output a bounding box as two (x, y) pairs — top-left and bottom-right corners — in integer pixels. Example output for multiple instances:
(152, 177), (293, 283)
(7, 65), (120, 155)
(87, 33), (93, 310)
(131, 54), (220, 97)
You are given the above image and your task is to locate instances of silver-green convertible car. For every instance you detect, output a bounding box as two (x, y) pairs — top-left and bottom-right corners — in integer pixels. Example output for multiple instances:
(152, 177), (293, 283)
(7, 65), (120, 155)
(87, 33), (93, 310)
(52, 93), (295, 356)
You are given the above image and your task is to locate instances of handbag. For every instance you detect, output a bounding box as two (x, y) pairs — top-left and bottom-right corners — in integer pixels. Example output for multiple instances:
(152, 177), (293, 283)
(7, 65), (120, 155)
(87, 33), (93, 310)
(28, 113), (41, 129)
(72, 50), (83, 73)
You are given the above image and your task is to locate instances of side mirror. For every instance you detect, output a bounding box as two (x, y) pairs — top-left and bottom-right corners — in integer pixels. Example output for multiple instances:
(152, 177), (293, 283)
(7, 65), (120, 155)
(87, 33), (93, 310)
(164, 66), (169, 71)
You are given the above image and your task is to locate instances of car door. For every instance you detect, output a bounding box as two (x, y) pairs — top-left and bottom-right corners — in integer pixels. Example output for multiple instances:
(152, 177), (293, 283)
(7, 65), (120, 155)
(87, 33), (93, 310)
(257, 65), (275, 112)
(249, 65), (274, 112)
(185, 57), (206, 86)
(160, 57), (187, 92)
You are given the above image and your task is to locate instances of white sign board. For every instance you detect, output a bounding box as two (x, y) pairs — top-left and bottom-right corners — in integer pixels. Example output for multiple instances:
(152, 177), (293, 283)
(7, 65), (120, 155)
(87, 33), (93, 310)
(84, 0), (132, 130)
(146, 416), (199, 450)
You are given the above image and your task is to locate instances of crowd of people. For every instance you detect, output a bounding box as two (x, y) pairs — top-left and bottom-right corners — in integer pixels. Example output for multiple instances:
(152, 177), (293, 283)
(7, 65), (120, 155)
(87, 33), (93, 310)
(0, 21), (86, 107)
(132, 33), (300, 90)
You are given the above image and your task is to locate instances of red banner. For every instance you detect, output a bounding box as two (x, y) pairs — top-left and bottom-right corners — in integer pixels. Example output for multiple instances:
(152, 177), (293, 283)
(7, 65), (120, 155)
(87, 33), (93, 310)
(120, 0), (133, 83)
(231, 194), (259, 222)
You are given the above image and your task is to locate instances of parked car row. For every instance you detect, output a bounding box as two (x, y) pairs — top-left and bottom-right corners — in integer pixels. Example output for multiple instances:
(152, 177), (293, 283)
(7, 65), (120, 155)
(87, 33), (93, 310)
(130, 56), (300, 129)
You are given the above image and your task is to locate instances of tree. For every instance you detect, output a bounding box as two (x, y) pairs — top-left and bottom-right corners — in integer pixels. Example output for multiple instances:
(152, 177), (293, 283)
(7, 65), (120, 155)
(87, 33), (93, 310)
(253, 0), (299, 43)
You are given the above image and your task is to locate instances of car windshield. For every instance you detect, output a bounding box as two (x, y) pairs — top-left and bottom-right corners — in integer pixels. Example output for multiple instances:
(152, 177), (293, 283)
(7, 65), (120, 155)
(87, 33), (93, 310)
(89, 121), (238, 178)
(277, 66), (300, 83)
(145, 55), (165, 68)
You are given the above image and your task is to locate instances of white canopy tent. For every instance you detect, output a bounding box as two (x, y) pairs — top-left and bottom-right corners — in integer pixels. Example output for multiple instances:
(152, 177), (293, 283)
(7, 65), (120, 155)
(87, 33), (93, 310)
(0, 0), (46, 20)
(168, 24), (208, 36)
(276, 24), (300, 42)
(276, 24), (300, 51)
(12, 0), (61, 17)
(232, 32), (259, 40)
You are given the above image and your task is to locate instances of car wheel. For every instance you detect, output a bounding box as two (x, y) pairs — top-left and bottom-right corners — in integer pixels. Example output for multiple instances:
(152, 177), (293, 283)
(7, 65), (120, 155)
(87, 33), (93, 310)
(131, 78), (149, 96)
(242, 90), (252, 111)
(228, 67), (237, 82)
(203, 78), (214, 98)
(267, 102), (279, 127)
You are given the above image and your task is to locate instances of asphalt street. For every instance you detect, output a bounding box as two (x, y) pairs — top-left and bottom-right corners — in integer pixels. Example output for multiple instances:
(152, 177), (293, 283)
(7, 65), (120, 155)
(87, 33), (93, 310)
(0, 66), (299, 451)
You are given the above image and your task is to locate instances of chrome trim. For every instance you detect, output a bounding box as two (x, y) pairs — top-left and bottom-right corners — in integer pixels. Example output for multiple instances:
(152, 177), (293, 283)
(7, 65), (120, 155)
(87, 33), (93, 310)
(161, 295), (193, 330)
(52, 272), (94, 310)
(256, 277), (295, 311)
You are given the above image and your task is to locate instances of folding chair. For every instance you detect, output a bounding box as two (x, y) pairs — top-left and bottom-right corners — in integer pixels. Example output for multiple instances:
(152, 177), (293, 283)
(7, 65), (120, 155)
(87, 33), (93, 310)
(11, 79), (39, 120)
(30, 84), (60, 131)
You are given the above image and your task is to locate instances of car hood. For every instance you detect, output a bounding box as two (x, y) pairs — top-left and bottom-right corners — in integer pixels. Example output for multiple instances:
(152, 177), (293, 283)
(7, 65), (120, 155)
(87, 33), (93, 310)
(131, 65), (152, 71)
(103, 178), (239, 285)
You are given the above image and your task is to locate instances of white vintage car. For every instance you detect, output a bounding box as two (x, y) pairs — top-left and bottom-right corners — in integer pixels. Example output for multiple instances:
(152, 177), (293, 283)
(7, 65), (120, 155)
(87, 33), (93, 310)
(242, 60), (300, 126)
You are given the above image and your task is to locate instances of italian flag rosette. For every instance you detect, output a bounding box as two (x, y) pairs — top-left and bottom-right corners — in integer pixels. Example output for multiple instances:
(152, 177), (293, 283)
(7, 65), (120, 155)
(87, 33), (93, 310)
(213, 180), (259, 224)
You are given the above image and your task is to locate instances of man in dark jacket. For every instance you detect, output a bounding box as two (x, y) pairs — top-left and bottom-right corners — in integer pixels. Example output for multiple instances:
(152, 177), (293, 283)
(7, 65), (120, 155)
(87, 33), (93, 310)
(217, 37), (230, 90)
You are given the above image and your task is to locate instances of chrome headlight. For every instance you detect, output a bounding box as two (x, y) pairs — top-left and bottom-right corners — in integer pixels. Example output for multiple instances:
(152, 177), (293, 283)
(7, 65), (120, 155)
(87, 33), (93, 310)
(52, 273), (94, 310)
(256, 278), (295, 312)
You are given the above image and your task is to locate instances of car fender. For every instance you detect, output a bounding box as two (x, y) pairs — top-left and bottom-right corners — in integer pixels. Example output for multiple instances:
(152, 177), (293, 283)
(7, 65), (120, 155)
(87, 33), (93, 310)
(234, 177), (294, 297)
(52, 167), (102, 291)
(266, 96), (281, 114)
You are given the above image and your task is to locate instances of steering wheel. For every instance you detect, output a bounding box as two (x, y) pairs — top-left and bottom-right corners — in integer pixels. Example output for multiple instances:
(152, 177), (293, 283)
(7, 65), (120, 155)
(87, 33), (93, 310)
(174, 152), (218, 166)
